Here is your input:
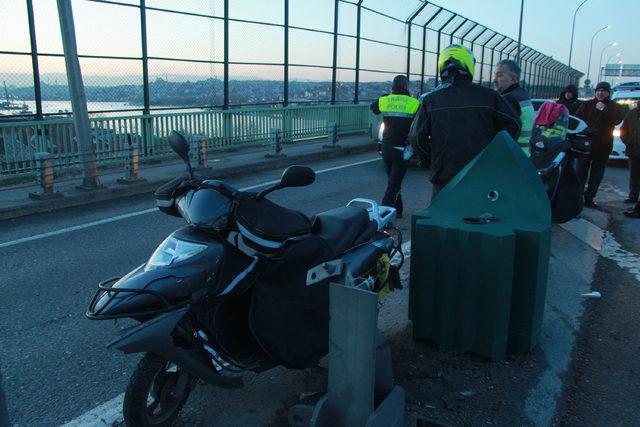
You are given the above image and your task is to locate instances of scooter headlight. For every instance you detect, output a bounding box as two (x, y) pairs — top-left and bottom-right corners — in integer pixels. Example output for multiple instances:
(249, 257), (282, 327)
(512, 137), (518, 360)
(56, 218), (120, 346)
(145, 236), (208, 270)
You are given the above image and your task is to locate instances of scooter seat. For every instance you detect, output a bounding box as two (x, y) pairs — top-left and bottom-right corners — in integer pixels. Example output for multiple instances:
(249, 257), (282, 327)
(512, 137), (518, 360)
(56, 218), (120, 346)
(312, 206), (372, 255)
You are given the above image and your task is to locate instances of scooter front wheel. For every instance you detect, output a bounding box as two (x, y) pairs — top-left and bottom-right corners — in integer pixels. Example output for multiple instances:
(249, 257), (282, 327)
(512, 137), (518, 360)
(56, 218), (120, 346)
(123, 353), (193, 427)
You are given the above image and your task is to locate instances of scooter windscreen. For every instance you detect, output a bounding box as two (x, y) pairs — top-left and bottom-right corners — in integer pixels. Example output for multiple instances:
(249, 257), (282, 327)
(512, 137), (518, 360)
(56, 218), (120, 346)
(176, 188), (232, 230)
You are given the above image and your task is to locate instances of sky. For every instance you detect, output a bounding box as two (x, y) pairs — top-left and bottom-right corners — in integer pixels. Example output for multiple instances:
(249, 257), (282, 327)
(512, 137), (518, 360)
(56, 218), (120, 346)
(0, 0), (638, 86)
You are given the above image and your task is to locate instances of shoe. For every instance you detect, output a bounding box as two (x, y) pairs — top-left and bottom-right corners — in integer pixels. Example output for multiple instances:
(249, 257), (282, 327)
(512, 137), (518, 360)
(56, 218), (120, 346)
(584, 199), (598, 208)
(624, 198), (638, 204)
(623, 209), (640, 218)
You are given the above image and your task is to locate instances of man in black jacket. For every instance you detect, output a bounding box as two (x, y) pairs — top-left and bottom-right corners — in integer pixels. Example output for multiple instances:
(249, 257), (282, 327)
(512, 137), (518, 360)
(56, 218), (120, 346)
(557, 84), (583, 115)
(370, 75), (419, 217)
(409, 45), (521, 199)
(575, 81), (625, 208)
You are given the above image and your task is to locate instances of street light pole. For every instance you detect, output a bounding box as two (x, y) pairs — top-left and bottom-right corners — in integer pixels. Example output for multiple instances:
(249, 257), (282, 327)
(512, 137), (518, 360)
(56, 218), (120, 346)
(601, 53), (621, 82)
(56, 0), (102, 190)
(567, 0), (590, 83)
(597, 42), (617, 83)
(516, 0), (524, 65)
(586, 25), (609, 84)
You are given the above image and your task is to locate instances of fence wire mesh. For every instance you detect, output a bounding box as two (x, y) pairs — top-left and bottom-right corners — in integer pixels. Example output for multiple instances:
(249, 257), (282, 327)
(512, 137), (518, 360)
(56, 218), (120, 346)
(0, 0), (583, 181)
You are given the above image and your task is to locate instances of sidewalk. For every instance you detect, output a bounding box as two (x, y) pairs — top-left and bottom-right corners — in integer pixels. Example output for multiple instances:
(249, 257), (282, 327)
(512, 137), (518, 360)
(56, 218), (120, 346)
(0, 135), (377, 221)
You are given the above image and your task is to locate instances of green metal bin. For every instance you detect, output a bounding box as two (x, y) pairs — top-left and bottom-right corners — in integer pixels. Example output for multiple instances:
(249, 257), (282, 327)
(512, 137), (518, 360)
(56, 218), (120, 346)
(409, 131), (551, 359)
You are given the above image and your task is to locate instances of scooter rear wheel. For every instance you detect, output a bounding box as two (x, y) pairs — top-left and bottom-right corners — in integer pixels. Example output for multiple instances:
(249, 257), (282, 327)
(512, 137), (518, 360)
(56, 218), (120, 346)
(123, 353), (193, 426)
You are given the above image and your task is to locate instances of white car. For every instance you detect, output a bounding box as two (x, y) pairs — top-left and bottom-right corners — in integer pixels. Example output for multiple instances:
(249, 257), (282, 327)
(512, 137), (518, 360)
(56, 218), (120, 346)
(611, 90), (640, 160)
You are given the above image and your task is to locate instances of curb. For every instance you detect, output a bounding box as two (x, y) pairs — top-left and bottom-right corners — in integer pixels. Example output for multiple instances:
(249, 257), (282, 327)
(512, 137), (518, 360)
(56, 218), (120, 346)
(0, 143), (377, 221)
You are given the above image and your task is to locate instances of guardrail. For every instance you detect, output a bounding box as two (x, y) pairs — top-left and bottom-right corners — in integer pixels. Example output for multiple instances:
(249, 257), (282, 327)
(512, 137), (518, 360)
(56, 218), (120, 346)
(0, 104), (371, 181)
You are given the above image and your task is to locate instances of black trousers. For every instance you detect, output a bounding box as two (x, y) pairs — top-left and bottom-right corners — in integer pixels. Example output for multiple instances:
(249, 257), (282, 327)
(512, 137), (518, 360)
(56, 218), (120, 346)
(381, 144), (408, 215)
(575, 153), (609, 201)
(628, 155), (640, 201)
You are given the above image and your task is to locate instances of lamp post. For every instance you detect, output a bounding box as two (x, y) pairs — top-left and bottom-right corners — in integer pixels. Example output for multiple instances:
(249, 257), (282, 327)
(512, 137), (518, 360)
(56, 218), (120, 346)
(602, 52), (622, 80)
(516, 0), (524, 65)
(597, 42), (618, 82)
(567, 0), (590, 83)
(586, 25), (610, 84)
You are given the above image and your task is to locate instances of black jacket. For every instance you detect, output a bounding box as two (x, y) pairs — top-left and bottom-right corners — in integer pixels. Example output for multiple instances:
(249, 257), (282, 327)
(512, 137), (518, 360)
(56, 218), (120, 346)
(621, 107), (640, 157)
(408, 78), (521, 184)
(557, 84), (583, 115)
(576, 97), (625, 155)
(370, 90), (418, 147)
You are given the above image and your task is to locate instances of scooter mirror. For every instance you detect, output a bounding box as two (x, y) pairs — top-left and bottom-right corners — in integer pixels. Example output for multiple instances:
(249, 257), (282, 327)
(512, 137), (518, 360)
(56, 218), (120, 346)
(280, 165), (315, 188)
(169, 131), (191, 162)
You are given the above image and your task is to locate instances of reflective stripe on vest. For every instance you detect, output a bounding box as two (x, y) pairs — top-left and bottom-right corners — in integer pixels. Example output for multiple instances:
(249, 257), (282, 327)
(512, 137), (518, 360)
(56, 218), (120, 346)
(518, 100), (535, 145)
(378, 94), (420, 118)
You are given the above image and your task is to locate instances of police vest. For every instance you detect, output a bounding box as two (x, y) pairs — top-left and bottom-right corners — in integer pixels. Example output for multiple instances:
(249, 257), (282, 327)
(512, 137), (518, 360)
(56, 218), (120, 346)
(518, 99), (535, 156)
(378, 94), (420, 118)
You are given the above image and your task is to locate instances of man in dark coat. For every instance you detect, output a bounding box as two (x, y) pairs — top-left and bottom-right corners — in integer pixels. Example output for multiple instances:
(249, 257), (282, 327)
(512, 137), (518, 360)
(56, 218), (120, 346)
(620, 101), (640, 204)
(574, 81), (625, 208)
(409, 45), (521, 199)
(557, 84), (583, 115)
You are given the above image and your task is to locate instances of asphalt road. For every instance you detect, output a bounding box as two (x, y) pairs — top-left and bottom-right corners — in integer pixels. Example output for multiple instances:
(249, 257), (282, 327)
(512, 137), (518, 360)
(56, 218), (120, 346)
(1, 153), (638, 426)
(0, 152), (429, 426)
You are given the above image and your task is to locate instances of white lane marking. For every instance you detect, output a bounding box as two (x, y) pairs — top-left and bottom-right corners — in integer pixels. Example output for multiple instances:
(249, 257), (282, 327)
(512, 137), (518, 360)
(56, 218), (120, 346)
(62, 237), (411, 427)
(561, 218), (640, 283)
(0, 157), (381, 250)
(0, 208), (158, 249)
(60, 393), (124, 427)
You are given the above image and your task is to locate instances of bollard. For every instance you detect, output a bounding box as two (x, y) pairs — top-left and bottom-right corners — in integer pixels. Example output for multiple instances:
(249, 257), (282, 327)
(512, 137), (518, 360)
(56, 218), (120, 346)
(288, 282), (405, 427)
(29, 152), (63, 200)
(265, 127), (286, 158)
(117, 140), (146, 184)
(323, 122), (341, 149)
(190, 135), (207, 169)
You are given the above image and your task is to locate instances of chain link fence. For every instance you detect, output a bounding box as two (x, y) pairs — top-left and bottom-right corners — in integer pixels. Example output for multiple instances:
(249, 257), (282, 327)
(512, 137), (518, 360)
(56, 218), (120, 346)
(0, 0), (582, 119)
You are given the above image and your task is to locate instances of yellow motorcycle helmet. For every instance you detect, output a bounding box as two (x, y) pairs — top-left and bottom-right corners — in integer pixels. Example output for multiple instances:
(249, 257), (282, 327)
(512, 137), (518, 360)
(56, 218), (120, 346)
(438, 44), (476, 79)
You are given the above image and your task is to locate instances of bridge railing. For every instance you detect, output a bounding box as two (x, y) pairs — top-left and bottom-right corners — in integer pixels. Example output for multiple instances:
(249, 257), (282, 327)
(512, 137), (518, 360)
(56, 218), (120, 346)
(0, 104), (371, 181)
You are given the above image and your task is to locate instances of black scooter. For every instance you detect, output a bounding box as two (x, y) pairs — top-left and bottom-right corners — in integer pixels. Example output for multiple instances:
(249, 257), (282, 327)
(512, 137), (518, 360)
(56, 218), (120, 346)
(531, 115), (595, 223)
(86, 131), (403, 426)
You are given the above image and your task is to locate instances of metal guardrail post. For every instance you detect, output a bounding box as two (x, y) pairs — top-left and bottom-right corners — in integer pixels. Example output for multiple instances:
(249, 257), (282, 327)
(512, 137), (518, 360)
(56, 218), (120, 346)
(190, 135), (207, 169)
(117, 138), (146, 184)
(288, 283), (404, 427)
(323, 122), (340, 149)
(265, 128), (286, 158)
(29, 152), (62, 200)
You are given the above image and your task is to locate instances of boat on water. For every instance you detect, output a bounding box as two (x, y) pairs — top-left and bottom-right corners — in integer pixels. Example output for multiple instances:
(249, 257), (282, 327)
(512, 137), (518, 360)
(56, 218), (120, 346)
(2, 81), (30, 113)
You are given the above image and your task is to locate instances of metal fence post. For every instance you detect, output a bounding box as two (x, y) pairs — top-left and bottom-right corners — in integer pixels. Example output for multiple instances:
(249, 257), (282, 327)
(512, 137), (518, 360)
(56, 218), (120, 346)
(118, 137), (146, 184)
(223, 0), (229, 110)
(406, 2), (428, 82)
(420, 7), (443, 93)
(323, 122), (340, 149)
(265, 127), (286, 158)
(450, 18), (467, 45)
(283, 0), (289, 107)
(330, 0), (339, 104)
(140, 0), (150, 114)
(29, 152), (62, 200)
(26, 0), (43, 119)
(354, 0), (363, 104)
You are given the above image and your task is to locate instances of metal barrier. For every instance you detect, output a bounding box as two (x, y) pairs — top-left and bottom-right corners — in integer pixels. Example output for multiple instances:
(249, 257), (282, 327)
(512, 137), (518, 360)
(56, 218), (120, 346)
(0, 104), (371, 181)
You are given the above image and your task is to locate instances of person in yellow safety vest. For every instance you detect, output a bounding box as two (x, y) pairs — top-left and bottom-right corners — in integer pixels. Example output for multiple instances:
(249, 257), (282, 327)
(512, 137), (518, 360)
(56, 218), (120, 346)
(493, 59), (535, 156)
(370, 75), (419, 218)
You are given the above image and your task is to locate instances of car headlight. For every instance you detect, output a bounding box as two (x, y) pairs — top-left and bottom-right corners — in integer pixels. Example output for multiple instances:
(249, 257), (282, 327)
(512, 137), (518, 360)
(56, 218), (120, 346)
(145, 236), (207, 270)
(613, 129), (621, 138)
